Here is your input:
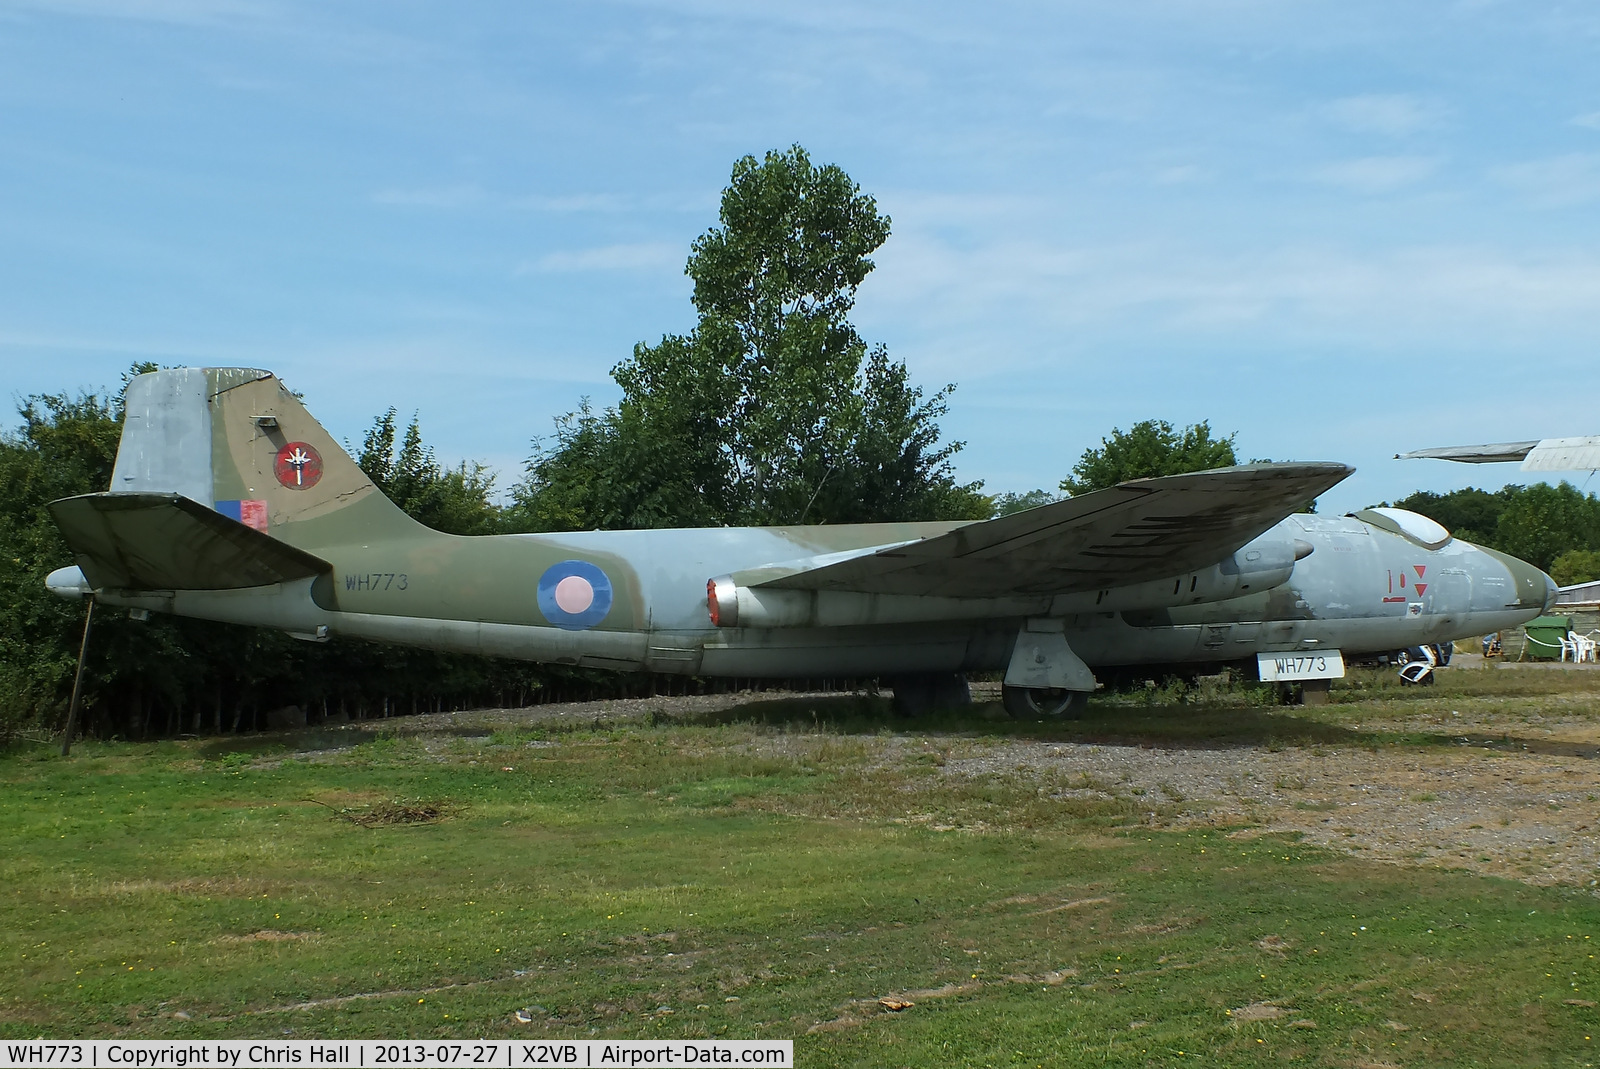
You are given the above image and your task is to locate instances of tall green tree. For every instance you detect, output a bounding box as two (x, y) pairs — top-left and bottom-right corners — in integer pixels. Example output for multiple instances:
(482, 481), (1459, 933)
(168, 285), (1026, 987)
(357, 409), (501, 535)
(514, 145), (987, 530)
(1551, 548), (1600, 587)
(1488, 482), (1600, 573)
(0, 388), (127, 734)
(1060, 419), (1237, 496)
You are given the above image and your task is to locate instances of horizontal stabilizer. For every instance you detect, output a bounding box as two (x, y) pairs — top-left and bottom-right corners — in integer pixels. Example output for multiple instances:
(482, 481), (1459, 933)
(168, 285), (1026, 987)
(755, 462), (1351, 598)
(48, 492), (330, 592)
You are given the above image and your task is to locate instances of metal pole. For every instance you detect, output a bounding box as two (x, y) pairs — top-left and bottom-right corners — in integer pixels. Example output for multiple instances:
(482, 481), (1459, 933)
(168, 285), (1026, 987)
(60, 599), (95, 758)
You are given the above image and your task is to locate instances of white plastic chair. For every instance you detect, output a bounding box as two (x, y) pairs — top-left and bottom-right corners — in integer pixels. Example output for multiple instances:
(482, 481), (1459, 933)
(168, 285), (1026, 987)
(1577, 633), (1598, 663)
(1561, 632), (1582, 662)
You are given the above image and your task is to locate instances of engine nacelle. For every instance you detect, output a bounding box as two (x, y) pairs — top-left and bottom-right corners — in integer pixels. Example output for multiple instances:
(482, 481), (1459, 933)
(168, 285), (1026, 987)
(706, 535), (1309, 629)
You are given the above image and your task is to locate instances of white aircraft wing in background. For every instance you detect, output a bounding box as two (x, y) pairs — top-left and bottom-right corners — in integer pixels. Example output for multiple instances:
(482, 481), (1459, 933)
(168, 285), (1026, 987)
(1398, 436), (1600, 472)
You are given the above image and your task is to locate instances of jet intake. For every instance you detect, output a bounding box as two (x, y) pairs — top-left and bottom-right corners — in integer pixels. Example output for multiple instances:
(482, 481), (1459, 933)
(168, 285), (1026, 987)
(707, 576), (740, 627)
(704, 536), (1302, 629)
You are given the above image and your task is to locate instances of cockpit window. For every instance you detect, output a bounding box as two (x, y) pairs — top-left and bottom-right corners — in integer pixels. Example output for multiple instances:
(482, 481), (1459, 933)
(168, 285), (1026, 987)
(1351, 507), (1452, 550)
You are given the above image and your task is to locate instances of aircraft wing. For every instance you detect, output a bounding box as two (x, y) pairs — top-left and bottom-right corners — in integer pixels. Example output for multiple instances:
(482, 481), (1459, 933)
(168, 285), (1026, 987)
(1398, 436), (1600, 471)
(1396, 442), (1538, 463)
(750, 462), (1351, 598)
(49, 491), (330, 591)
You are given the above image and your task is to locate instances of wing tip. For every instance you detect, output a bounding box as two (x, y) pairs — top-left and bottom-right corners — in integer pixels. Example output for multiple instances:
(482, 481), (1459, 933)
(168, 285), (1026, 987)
(1117, 461), (1354, 489)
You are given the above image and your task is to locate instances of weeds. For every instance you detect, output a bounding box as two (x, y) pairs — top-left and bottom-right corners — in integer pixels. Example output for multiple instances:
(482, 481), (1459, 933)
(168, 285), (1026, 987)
(309, 798), (462, 827)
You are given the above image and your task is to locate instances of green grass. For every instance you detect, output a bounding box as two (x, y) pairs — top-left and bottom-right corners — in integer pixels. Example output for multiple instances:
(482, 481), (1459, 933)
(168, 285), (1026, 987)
(3, 674), (1600, 1066)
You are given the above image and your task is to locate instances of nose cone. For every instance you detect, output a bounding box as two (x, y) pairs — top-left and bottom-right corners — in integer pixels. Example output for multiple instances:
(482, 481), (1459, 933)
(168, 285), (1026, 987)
(46, 565), (91, 600)
(1502, 554), (1559, 612)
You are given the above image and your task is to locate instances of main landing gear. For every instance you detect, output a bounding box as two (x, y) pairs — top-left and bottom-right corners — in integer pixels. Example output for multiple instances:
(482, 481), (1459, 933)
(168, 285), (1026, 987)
(1002, 619), (1096, 721)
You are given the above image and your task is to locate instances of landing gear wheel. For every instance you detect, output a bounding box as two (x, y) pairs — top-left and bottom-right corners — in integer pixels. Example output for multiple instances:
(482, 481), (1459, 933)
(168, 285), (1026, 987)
(1398, 662), (1435, 685)
(890, 674), (971, 717)
(1001, 685), (1085, 720)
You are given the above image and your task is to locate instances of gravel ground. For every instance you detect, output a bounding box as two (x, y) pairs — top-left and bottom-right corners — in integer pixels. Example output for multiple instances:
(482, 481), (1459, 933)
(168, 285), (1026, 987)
(937, 721), (1600, 889)
(350, 673), (1600, 890)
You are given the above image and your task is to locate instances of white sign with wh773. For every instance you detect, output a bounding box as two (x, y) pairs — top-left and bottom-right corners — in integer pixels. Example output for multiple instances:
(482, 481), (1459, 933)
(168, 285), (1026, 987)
(1256, 650), (1346, 681)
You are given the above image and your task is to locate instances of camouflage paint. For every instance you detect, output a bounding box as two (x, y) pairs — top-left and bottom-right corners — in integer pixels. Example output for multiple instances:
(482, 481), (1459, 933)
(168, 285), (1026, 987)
(52, 369), (1557, 683)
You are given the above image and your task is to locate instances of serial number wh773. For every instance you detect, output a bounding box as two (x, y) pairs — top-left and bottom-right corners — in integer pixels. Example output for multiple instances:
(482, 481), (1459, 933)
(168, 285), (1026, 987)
(1256, 650), (1346, 682)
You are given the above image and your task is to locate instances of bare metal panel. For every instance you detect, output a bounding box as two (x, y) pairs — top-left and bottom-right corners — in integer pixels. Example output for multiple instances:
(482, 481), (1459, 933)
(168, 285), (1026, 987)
(111, 368), (215, 504)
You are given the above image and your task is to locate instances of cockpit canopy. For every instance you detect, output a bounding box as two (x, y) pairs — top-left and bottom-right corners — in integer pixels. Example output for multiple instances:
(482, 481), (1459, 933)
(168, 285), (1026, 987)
(1351, 507), (1452, 550)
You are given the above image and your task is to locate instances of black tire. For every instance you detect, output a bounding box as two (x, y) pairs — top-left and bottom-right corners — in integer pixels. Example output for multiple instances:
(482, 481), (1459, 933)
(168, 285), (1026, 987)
(1001, 685), (1085, 720)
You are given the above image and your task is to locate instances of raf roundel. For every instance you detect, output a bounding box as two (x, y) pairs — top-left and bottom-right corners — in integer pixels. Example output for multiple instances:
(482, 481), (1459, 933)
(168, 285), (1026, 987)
(536, 560), (614, 631)
(273, 442), (324, 489)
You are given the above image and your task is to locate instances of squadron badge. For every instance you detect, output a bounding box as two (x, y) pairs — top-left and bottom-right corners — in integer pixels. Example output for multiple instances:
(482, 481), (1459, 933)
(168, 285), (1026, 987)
(274, 442), (324, 489)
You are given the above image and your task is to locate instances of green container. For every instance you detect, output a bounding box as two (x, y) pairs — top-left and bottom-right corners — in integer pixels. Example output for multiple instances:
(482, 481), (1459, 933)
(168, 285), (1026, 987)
(1524, 615), (1573, 661)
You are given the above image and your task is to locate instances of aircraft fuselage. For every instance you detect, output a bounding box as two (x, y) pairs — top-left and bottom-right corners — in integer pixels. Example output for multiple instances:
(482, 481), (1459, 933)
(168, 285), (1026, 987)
(77, 509), (1552, 680)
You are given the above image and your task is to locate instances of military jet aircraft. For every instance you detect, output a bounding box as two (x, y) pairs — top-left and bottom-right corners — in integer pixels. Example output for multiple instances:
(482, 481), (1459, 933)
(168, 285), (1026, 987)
(45, 368), (1556, 716)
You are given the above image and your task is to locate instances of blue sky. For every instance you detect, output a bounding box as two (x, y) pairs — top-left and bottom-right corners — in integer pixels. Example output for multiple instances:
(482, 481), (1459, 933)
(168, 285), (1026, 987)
(3, 0), (1600, 517)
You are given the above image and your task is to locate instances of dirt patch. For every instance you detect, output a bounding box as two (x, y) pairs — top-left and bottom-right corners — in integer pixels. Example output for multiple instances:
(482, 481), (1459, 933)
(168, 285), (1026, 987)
(930, 679), (1600, 887)
(1024, 896), (1113, 917)
(219, 930), (316, 943)
(1229, 1001), (1287, 1022)
(385, 671), (1600, 887)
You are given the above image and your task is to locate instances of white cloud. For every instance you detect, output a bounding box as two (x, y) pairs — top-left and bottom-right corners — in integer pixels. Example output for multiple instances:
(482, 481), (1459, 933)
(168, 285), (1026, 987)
(1573, 111), (1600, 130)
(1490, 153), (1600, 206)
(1310, 155), (1439, 194)
(1323, 93), (1445, 137)
(865, 231), (1600, 367)
(524, 243), (680, 273)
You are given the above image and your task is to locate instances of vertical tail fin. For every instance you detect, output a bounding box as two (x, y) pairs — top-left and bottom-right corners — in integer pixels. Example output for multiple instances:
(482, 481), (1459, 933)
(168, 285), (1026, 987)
(114, 368), (420, 547)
